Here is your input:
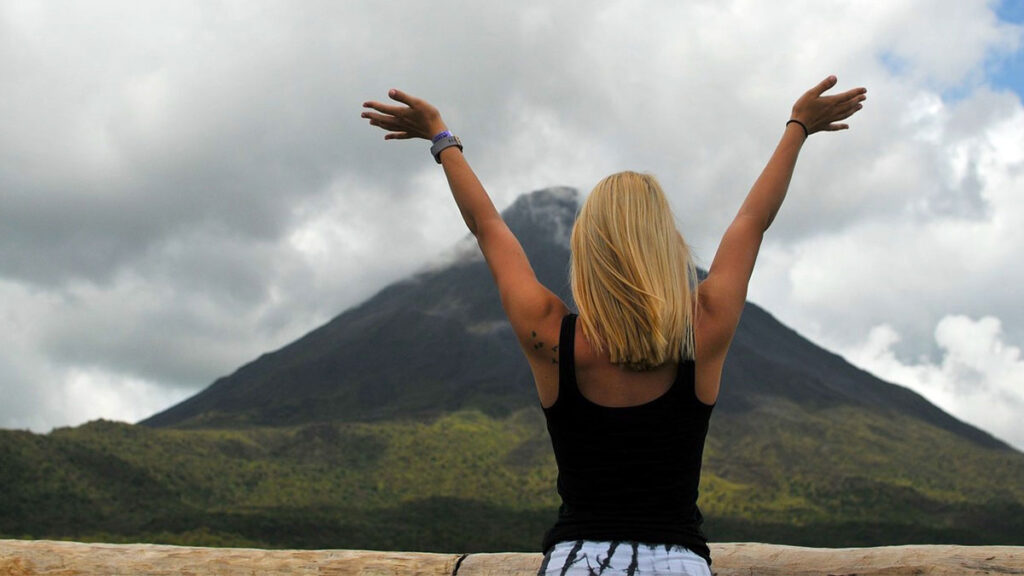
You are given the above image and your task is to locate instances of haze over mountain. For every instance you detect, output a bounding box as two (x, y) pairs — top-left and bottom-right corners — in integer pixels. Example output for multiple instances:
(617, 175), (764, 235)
(141, 188), (1009, 453)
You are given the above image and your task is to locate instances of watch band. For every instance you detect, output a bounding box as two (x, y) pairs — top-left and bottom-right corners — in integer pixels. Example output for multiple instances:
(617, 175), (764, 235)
(430, 135), (463, 164)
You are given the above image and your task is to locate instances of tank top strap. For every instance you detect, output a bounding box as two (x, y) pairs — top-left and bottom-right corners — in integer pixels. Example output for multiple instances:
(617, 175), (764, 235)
(675, 358), (715, 413)
(555, 313), (581, 407)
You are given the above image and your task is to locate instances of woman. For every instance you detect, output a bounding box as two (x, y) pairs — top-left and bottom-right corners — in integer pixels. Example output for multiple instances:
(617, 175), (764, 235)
(362, 76), (866, 575)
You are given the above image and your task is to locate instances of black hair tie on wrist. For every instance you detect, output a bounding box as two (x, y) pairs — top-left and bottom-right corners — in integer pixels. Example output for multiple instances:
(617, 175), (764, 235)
(787, 119), (809, 138)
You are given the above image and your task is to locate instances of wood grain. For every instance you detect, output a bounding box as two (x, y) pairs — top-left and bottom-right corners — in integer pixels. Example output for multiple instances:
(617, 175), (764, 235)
(1, 540), (1021, 575)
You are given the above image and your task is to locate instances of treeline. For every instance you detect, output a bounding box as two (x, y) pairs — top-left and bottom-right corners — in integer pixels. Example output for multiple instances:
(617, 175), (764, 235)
(1, 407), (1022, 551)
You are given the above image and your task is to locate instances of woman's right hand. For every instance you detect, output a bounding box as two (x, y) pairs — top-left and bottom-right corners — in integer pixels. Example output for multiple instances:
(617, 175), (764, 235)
(361, 89), (448, 141)
(790, 75), (867, 135)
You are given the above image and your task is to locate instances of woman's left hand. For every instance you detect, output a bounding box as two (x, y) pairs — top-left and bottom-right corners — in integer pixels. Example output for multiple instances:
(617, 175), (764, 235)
(790, 75), (866, 135)
(361, 89), (448, 141)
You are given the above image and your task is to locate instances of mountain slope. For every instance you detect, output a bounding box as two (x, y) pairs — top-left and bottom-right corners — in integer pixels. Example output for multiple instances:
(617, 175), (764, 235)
(140, 187), (1009, 452)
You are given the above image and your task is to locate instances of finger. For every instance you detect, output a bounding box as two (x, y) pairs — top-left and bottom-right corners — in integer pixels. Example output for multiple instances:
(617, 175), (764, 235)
(373, 120), (409, 134)
(360, 110), (403, 124)
(363, 100), (407, 116)
(384, 132), (412, 140)
(832, 102), (864, 121)
(830, 108), (861, 123)
(362, 110), (411, 129)
(825, 123), (849, 132)
(823, 92), (863, 110)
(388, 88), (422, 107)
(813, 75), (838, 96)
(365, 117), (408, 134)
(834, 87), (868, 103)
(361, 111), (392, 122)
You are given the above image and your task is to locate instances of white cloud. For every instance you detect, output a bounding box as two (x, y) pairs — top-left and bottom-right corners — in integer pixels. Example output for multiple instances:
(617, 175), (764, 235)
(872, 0), (1021, 88)
(843, 315), (1024, 451)
(52, 368), (193, 430)
(0, 1), (1021, 438)
(749, 87), (1024, 363)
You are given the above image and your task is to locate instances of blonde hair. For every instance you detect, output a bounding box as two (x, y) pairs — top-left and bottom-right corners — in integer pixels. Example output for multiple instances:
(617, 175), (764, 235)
(570, 171), (698, 370)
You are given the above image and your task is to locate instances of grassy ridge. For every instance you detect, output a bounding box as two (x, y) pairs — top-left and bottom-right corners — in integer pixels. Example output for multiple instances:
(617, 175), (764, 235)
(1, 405), (1022, 551)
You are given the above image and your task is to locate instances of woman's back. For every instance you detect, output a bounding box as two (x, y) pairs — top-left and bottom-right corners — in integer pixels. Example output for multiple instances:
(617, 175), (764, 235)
(572, 317), (680, 409)
(541, 313), (714, 564)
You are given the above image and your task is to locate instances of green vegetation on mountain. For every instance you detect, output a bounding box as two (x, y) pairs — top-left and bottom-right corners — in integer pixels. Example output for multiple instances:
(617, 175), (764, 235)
(3, 403), (1022, 551)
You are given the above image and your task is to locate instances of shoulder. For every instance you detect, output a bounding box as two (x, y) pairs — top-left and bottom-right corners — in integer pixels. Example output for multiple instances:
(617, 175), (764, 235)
(508, 296), (569, 351)
(518, 305), (570, 409)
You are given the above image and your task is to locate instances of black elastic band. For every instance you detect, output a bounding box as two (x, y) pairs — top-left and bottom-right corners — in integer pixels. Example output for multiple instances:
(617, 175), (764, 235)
(786, 119), (809, 138)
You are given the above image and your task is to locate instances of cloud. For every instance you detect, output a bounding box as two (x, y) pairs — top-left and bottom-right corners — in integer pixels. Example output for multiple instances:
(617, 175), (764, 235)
(749, 89), (1024, 363)
(842, 315), (1024, 451)
(0, 1), (1021, 436)
(53, 369), (194, 430)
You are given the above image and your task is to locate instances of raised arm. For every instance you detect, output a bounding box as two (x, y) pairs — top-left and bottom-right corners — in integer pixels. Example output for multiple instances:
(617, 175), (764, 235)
(361, 90), (567, 378)
(695, 76), (866, 399)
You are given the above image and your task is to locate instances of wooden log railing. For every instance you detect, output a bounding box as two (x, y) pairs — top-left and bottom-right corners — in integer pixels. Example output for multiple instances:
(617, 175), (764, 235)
(1, 539), (1022, 575)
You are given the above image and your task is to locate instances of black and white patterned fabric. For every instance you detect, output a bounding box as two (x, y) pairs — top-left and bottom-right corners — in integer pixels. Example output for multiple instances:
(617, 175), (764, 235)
(539, 540), (712, 576)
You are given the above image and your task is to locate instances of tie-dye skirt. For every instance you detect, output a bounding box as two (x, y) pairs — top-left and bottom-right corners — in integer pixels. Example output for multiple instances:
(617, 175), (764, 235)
(539, 540), (711, 576)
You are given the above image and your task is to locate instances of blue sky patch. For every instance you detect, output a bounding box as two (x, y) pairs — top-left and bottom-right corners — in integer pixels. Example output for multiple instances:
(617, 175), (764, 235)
(989, 0), (1024, 99)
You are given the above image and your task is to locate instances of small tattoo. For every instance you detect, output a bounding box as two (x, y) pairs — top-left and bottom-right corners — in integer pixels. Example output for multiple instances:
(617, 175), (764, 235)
(530, 329), (553, 359)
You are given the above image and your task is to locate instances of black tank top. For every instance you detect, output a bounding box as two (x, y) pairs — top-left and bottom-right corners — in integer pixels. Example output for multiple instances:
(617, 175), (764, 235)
(541, 313), (714, 566)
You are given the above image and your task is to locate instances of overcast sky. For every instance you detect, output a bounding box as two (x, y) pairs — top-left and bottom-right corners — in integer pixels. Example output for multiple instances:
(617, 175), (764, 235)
(1, 1), (1023, 450)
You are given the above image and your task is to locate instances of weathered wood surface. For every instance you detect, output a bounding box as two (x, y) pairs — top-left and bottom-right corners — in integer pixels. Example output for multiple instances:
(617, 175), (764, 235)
(707, 543), (1024, 575)
(1, 539), (1022, 575)
(0, 540), (458, 576)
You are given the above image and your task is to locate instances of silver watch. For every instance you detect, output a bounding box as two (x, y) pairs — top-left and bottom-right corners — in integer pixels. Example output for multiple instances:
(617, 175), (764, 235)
(430, 135), (463, 164)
